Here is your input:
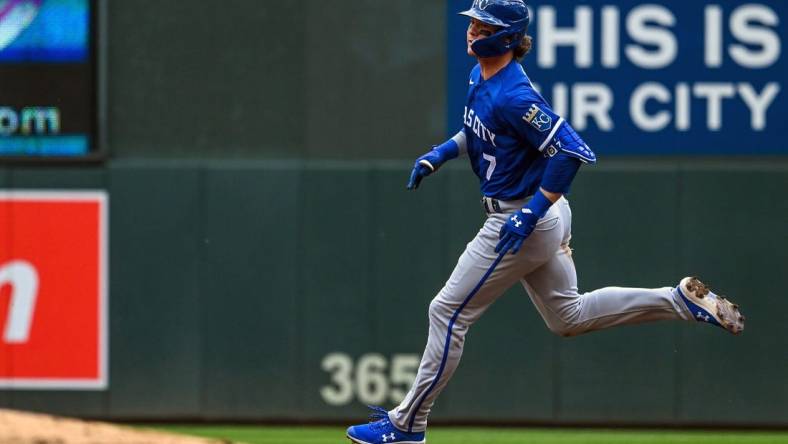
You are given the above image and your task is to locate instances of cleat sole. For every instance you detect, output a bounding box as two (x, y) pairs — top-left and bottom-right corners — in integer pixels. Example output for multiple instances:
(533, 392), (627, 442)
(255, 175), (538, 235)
(686, 277), (710, 298)
(718, 296), (745, 335)
(679, 277), (745, 335)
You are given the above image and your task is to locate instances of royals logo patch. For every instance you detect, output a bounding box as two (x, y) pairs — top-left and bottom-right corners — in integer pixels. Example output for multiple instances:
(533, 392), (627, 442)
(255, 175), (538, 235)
(523, 104), (553, 132)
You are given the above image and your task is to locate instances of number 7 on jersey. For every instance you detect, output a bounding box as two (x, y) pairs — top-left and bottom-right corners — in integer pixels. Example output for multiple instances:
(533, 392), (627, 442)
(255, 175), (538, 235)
(482, 153), (496, 180)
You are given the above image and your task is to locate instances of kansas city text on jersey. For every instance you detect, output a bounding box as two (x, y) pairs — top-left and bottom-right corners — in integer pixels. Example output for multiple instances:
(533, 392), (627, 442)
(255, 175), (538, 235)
(463, 106), (497, 147)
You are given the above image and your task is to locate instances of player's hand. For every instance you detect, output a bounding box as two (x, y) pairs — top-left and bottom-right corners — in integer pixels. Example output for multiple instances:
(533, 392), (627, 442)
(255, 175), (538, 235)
(495, 209), (539, 255)
(406, 149), (444, 190)
(407, 139), (461, 190)
(407, 162), (434, 190)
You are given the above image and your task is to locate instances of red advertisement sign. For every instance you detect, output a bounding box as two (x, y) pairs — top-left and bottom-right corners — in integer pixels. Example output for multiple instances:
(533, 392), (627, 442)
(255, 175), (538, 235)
(0, 191), (108, 389)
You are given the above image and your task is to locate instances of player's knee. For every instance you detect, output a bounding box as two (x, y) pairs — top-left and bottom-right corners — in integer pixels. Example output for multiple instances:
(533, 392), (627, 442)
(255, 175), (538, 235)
(546, 308), (583, 337)
(428, 298), (452, 324)
(427, 298), (444, 321)
(546, 322), (577, 337)
(546, 300), (584, 337)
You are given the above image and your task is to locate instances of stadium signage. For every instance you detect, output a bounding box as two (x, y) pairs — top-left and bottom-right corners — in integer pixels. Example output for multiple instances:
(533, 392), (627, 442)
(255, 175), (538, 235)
(447, 1), (787, 154)
(0, 191), (108, 390)
(0, 0), (97, 159)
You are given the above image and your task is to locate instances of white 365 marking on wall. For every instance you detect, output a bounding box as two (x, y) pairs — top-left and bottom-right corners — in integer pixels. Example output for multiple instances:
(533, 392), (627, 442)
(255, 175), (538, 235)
(0, 260), (39, 343)
(321, 353), (420, 406)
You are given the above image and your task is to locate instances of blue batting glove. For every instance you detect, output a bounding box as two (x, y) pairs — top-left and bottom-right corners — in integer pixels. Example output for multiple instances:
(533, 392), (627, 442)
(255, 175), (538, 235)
(495, 209), (539, 255)
(495, 190), (555, 255)
(407, 162), (434, 190)
(406, 139), (460, 190)
(406, 150), (445, 190)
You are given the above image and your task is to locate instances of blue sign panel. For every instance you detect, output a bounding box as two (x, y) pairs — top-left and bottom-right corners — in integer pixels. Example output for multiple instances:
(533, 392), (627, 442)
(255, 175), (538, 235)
(0, 0), (94, 159)
(448, 0), (787, 155)
(0, 0), (89, 62)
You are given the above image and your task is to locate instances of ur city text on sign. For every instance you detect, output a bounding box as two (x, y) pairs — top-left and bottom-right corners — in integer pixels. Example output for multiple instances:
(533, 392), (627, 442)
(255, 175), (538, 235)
(448, 1), (786, 154)
(0, 191), (108, 390)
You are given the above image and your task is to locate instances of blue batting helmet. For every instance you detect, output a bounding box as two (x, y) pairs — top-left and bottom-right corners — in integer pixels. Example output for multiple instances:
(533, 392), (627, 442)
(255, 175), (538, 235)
(459, 0), (530, 58)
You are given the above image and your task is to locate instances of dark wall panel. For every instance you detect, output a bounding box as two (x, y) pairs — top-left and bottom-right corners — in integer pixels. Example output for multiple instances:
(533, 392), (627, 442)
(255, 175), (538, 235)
(555, 169), (681, 423)
(107, 0), (446, 160)
(199, 166), (301, 419)
(370, 165), (450, 352)
(105, 164), (202, 418)
(677, 169), (788, 425)
(357, 166), (453, 421)
(298, 168), (375, 419)
(107, 1), (308, 158)
(303, 0), (446, 160)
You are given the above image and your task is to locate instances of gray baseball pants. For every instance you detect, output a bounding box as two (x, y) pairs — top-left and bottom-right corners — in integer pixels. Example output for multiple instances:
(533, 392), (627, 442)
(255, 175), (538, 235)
(390, 196), (693, 433)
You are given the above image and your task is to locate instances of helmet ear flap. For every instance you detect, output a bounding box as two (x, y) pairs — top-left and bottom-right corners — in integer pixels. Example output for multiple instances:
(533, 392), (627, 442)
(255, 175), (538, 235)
(503, 31), (523, 45)
(471, 27), (523, 58)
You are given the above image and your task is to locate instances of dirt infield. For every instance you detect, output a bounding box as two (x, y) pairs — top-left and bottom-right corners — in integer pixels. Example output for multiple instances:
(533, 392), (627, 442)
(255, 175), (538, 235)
(0, 409), (230, 444)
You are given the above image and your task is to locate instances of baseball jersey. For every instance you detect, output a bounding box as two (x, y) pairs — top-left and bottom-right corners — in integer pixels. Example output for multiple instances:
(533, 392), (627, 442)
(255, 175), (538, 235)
(461, 60), (594, 201)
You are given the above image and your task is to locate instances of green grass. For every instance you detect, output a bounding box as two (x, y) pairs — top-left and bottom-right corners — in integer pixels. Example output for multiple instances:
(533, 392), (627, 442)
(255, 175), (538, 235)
(149, 425), (788, 444)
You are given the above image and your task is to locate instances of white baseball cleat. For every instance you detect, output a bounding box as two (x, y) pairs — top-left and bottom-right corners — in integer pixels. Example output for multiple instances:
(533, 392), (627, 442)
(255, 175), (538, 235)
(676, 277), (745, 335)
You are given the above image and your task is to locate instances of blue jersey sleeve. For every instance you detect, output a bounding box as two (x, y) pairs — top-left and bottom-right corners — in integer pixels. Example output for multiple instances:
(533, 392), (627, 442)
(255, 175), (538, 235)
(501, 91), (596, 164)
(541, 152), (582, 194)
(500, 91), (564, 153)
(546, 122), (596, 164)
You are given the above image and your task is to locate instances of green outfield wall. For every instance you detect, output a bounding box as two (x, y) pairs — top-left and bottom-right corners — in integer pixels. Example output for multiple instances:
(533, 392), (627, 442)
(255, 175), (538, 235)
(0, 161), (786, 426)
(1, 0), (786, 427)
(106, 0), (445, 160)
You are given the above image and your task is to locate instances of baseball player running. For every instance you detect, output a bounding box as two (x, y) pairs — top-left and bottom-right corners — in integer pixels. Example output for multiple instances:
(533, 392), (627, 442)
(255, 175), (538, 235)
(346, 1), (745, 443)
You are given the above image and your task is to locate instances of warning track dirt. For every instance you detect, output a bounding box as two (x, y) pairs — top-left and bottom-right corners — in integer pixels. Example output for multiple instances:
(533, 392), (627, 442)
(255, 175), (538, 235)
(0, 409), (231, 444)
